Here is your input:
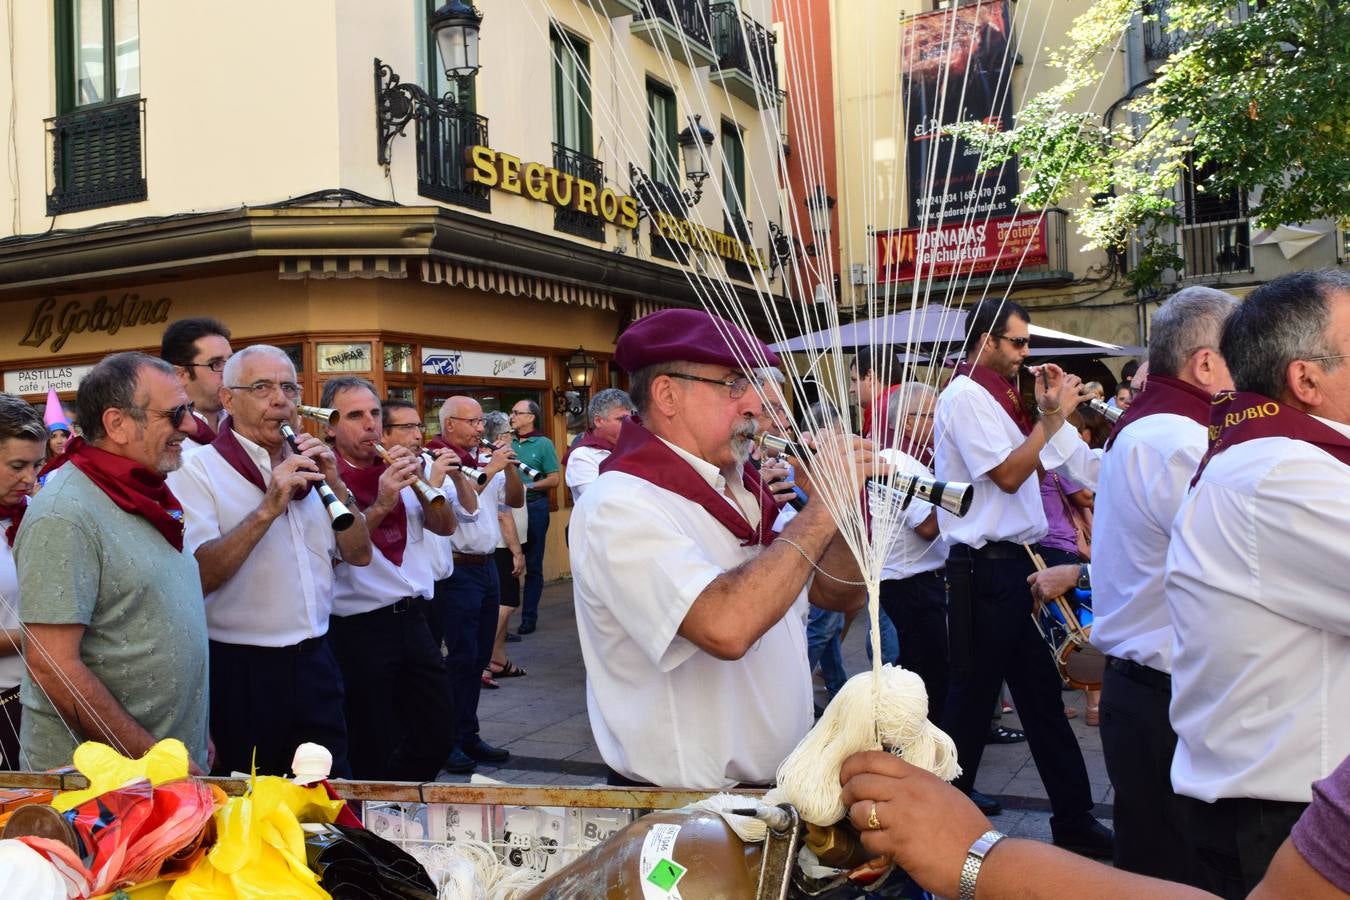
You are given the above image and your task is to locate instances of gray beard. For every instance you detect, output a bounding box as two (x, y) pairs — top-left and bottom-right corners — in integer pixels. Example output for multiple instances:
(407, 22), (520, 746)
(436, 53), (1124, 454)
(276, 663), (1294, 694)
(729, 419), (759, 464)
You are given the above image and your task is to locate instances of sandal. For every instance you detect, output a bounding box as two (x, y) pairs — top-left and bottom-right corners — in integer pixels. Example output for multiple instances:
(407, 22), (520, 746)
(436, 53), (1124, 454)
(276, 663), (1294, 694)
(490, 659), (527, 678)
(1064, 706), (1079, 719)
(481, 670), (500, 689)
(987, 725), (1026, 744)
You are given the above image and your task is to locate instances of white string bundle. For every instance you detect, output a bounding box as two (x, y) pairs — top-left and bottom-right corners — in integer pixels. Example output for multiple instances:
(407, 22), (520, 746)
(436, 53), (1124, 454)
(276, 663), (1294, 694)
(766, 664), (960, 826)
(431, 837), (543, 900)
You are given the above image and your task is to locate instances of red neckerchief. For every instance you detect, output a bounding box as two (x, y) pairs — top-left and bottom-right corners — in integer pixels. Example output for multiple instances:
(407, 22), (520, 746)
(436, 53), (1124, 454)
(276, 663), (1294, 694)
(562, 430), (614, 466)
(187, 413), (217, 446)
(1104, 374), (1213, 451)
(514, 430), (546, 440)
(862, 384), (902, 449)
(954, 360), (1033, 436)
(42, 437), (184, 551)
(1191, 391), (1350, 487)
(0, 497), (28, 547)
(429, 437), (481, 471)
(599, 417), (778, 547)
(335, 452), (407, 566)
(212, 420), (313, 500)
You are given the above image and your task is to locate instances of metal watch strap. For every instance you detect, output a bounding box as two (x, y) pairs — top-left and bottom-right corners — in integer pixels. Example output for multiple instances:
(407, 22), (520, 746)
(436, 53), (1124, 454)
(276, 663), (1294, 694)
(1077, 563), (1091, 591)
(958, 829), (1006, 900)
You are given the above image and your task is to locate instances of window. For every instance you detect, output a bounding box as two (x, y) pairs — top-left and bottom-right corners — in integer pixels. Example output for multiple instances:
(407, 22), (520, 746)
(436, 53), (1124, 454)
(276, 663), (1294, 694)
(647, 80), (680, 186)
(1180, 156), (1250, 276)
(552, 26), (592, 154)
(721, 119), (749, 240)
(49, 0), (145, 214)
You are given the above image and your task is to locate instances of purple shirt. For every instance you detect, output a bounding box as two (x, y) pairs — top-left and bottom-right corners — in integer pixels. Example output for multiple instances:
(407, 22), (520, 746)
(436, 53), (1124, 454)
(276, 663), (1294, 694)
(1039, 472), (1084, 556)
(1291, 754), (1350, 891)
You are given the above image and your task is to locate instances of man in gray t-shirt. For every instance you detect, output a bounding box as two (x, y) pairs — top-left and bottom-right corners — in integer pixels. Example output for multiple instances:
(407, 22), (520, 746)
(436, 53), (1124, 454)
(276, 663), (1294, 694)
(16, 353), (209, 772)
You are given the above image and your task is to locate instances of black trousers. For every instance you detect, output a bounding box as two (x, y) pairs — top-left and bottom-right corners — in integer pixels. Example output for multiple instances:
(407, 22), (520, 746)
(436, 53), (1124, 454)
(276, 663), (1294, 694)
(1182, 795), (1309, 900)
(433, 562), (499, 743)
(209, 637), (351, 778)
(941, 548), (1094, 829)
(1099, 658), (1202, 884)
(879, 570), (949, 722)
(328, 601), (457, 781)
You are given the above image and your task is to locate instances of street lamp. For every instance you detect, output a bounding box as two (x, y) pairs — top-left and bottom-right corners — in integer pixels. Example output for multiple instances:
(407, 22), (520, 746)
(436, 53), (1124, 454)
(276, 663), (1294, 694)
(430, 1), (483, 81)
(677, 115), (715, 202)
(554, 347), (599, 415)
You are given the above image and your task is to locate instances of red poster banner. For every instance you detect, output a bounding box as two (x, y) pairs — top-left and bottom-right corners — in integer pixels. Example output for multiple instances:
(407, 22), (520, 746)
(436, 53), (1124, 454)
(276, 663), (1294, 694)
(874, 214), (1048, 284)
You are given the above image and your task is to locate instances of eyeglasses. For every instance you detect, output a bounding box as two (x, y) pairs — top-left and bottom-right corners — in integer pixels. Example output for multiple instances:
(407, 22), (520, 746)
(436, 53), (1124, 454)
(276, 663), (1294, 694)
(508, 409), (532, 417)
(386, 422), (427, 432)
(127, 402), (195, 428)
(1305, 354), (1350, 364)
(665, 372), (753, 399)
(184, 358), (228, 373)
(226, 380), (302, 399)
(994, 334), (1032, 349)
(445, 415), (486, 427)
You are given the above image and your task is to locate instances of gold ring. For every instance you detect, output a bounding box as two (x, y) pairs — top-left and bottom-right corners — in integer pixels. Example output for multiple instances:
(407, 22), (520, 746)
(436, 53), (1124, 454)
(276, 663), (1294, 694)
(866, 803), (880, 830)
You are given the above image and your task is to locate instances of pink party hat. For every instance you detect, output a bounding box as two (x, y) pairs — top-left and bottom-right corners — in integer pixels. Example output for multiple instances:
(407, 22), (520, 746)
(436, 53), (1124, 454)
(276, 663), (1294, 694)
(44, 387), (71, 433)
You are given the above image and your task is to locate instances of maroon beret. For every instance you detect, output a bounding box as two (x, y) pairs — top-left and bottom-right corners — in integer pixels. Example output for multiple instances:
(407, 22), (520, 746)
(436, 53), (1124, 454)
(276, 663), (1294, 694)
(614, 308), (780, 373)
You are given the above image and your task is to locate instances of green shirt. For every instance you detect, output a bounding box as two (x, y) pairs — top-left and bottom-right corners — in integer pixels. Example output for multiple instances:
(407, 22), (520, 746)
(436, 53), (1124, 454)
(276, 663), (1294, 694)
(512, 434), (560, 495)
(16, 464), (210, 771)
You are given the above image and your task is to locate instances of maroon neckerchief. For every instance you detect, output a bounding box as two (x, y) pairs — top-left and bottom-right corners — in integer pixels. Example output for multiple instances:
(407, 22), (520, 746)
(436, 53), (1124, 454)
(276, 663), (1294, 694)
(1104, 374), (1213, 451)
(598, 417), (778, 547)
(41, 437), (184, 551)
(429, 437), (481, 471)
(186, 413), (217, 446)
(953, 360), (1033, 436)
(0, 498), (27, 547)
(562, 430), (614, 466)
(336, 452), (407, 566)
(1191, 391), (1350, 487)
(862, 384), (903, 449)
(212, 420), (312, 500)
(514, 430), (546, 441)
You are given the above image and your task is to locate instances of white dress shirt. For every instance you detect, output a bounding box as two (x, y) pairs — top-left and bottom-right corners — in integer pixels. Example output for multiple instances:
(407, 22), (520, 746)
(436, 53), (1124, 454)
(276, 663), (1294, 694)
(181, 411), (219, 460)
(570, 439), (812, 789)
(933, 375), (1088, 547)
(0, 532), (23, 688)
(564, 445), (610, 500)
(874, 449), (947, 580)
(1166, 418), (1350, 803)
(450, 470), (505, 554)
(332, 487), (436, 616)
(170, 433), (339, 647)
(1089, 412), (1206, 673)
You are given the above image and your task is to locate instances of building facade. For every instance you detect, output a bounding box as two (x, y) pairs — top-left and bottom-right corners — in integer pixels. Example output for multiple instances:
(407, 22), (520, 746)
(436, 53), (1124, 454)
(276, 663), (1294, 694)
(0, 0), (785, 578)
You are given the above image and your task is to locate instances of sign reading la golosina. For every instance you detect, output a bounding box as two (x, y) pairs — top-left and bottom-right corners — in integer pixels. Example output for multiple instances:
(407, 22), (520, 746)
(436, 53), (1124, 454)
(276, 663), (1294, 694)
(20, 294), (173, 353)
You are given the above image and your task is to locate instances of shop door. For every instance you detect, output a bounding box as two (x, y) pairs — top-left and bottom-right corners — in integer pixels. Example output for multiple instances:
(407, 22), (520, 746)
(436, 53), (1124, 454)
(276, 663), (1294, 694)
(423, 385), (548, 440)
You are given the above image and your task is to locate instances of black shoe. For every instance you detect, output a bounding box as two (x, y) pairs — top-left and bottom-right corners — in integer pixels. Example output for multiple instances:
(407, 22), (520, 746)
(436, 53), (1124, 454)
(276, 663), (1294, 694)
(443, 748), (478, 774)
(505, 632), (522, 643)
(461, 738), (510, 763)
(987, 725), (1026, 744)
(517, 622), (537, 635)
(968, 790), (1003, 816)
(1052, 819), (1115, 859)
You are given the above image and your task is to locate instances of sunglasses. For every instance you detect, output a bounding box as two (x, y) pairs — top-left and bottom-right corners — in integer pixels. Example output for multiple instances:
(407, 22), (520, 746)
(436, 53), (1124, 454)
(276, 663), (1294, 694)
(127, 402), (196, 428)
(994, 334), (1031, 349)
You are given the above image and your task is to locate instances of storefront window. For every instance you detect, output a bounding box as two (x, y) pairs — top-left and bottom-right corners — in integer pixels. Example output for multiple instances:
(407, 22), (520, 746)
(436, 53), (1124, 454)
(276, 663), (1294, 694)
(317, 342), (372, 373)
(384, 342), (416, 373)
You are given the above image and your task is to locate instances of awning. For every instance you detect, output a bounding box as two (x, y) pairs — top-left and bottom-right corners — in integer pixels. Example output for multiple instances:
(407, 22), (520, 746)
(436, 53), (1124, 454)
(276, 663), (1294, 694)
(276, 257), (407, 279)
(769, 304), (1135, 358)
(419, 260), (616, 311)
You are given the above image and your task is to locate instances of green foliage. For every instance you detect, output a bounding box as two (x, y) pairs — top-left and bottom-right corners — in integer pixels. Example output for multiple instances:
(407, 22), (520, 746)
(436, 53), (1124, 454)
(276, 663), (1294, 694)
(952, 0), (1350, 295)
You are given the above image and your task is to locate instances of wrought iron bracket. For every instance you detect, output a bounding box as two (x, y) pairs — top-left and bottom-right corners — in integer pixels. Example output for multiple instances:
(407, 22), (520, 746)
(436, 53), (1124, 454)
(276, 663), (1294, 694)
(627, 162), (701, 243)
(374, 57), (473, 167)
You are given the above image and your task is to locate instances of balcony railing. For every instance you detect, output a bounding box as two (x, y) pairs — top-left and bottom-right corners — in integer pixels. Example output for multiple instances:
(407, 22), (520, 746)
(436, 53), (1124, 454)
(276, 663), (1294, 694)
(46, 96), (147, 215)
(1141, 0), (1254, 62)
(415, 101), (490, 212)
(1180, 219), (1251, 278)
(632, 0), (717, 68)
(710, 1), (778, 106)
(553, 144), (606, 242)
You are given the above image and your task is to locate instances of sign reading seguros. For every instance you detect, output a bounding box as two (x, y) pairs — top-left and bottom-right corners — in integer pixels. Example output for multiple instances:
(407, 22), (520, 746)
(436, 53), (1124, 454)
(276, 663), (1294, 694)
(466, 146), (640, 230)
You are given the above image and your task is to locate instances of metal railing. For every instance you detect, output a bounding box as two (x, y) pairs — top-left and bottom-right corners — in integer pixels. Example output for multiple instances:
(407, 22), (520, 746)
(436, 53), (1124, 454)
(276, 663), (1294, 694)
(46, 96), (147, 215)
(710, 1), (777, 92)
(637, 0), (713, 49)
(415, 101), (490, 212)
(1141, 0), (1255, 62)
(553, 143), (606, 242)
(1180, 219), (1251, 277)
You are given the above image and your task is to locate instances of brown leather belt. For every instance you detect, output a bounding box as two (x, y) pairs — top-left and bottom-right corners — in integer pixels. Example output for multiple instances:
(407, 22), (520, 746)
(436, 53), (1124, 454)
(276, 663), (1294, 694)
(453, 552), (491, 566)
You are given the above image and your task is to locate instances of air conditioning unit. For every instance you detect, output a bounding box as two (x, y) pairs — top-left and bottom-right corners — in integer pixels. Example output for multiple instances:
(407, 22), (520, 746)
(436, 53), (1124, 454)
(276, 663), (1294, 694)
(850, 263), (873, 285)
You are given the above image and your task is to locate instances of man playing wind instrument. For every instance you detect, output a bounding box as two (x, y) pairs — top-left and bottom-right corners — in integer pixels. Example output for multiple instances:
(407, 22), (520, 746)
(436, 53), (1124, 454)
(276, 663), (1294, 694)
(570, 309), (871, 790)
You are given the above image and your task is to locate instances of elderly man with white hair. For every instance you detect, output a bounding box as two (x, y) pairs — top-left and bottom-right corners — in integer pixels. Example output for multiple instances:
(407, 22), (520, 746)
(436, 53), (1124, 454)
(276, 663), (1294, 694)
(563, 388), (635, 501)
(169, 344), (373, 778)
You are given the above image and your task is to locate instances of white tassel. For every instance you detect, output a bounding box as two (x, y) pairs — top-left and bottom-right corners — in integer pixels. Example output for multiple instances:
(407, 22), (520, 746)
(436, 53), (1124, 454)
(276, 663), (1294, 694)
(766, 665), (961, 826)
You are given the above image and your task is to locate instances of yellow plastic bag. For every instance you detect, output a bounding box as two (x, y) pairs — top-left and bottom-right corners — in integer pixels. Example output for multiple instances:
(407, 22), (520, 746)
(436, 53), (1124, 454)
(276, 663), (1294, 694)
(54, 739), (191, 812)
(164, 776), (346, 900)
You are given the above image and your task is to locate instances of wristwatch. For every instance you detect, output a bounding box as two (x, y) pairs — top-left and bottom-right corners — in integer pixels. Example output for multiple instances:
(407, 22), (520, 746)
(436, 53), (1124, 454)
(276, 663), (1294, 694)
(1077, 563), (1091, 592)
(959, 829), (1007, 900)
